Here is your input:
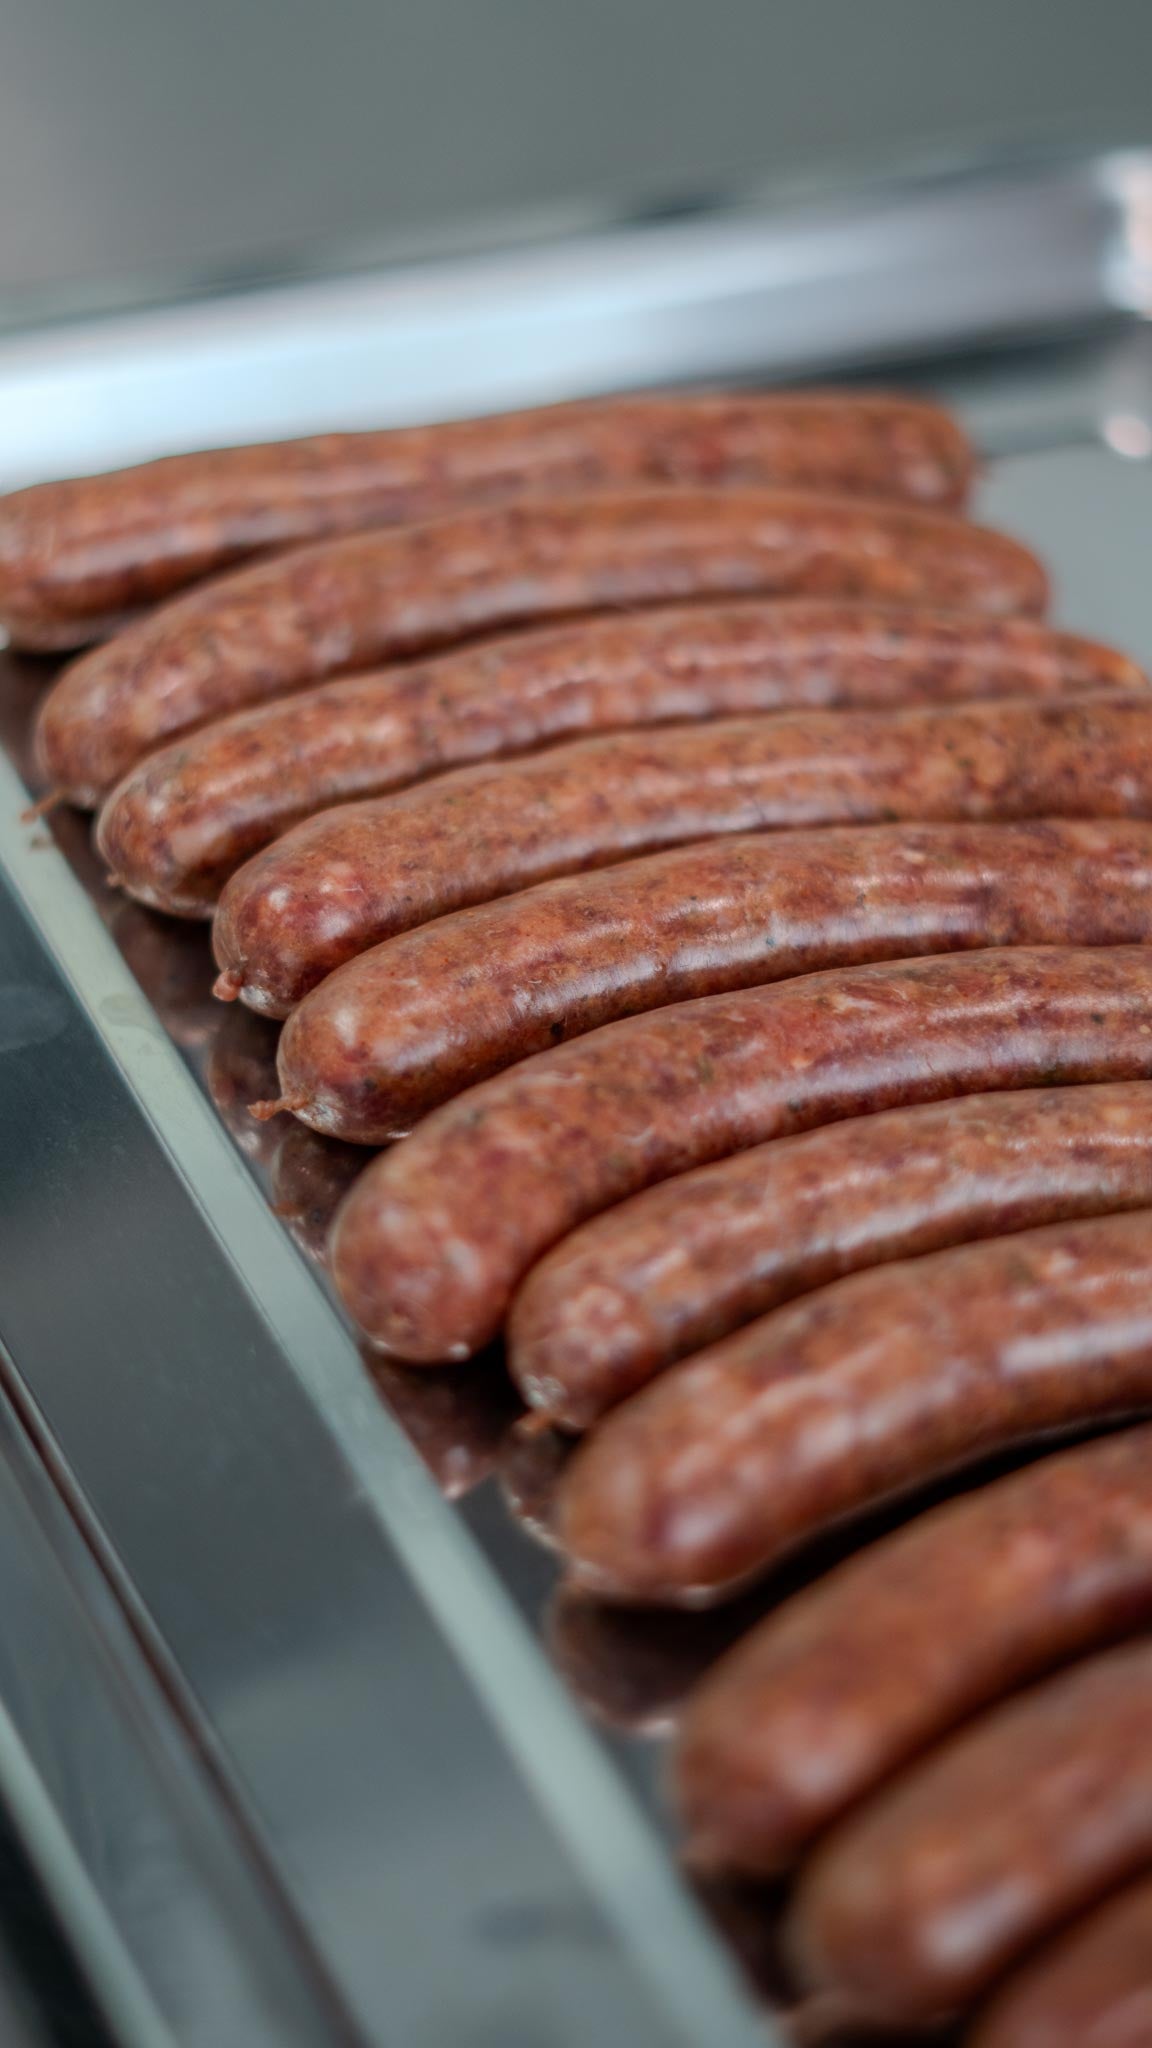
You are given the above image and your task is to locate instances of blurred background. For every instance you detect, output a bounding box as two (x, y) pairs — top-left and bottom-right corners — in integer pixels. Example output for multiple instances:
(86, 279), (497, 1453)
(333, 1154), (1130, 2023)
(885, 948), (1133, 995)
(2, 0), (1152, 314)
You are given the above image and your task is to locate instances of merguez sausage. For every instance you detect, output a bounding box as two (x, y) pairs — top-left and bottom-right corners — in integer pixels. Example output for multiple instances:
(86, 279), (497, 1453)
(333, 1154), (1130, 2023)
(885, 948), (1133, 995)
(788, 1638), (1152, 2026)
(213, 692), (1151, 1017)
(272, 823), (1152, 1143)
(557, 1210), (1152, 1605)
(510, 1078), (1152, 1428)
(328, 946), (1152, 1363)
(34, 487), (1046, 805)
(972, 1874), (1152, 2048)
(0, 390), (975, 648)
(674, 1424), (1152, 1873)
(94, 606), (1144, 917)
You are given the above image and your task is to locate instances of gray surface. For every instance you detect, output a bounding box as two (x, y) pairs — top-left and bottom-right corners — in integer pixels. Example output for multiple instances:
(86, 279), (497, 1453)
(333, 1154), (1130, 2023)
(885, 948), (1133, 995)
(0, 1352), (345, 2048)
(983, 441), (1152, 661)
(2, 0), (1152, 306)
(1, 152), (1139, 485)
(0, 1936), (75, 2048)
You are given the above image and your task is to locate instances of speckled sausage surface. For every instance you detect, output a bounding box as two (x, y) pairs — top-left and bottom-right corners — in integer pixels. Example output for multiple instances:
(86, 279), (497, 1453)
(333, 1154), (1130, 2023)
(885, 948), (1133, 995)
(327, 946), (1152, 1364)
(558, 1210), (1152, 1605)
(273, 823), (1152, 1144)
(95, 606), (1144, 916)
(511, 1077), (1152, 1427)
(972, 1873), (1152, 2048)
(674, 1423), (1152, 1873)
(34, 487), (1045, 806)
(788, 1638), (1152, 2027)
(0, 390), (975, 648)
(213, 691), (1149, 1016)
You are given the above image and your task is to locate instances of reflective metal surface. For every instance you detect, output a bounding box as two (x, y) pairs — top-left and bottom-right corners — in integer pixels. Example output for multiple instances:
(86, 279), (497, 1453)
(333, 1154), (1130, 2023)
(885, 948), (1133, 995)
(2, 147), (1152, 485)
(0, 154), (1151, 2048)
(0, 1353), (345, 2048)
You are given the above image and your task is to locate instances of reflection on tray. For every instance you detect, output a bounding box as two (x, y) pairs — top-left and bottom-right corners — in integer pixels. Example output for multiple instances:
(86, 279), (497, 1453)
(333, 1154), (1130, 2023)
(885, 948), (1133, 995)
(548, 1583), (782, 1736)
(269, 1122), (366, 1262)
(203, 1002), (284, 1161)
(367, 1351), (522, 1500)
(106, 898), (220, 1048)
(497, 1419), (576, 1551)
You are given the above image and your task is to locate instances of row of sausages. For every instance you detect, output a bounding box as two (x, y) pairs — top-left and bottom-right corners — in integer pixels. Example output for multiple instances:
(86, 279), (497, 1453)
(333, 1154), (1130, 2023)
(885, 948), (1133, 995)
(0, 388), (975, 647)
(191, 972), (1152, 2044)
(8, 388), (1152, 2041)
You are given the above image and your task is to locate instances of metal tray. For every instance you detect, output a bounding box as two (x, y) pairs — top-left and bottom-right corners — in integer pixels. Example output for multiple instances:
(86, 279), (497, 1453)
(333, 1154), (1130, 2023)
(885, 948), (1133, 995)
(1, 150), (1152, 2048)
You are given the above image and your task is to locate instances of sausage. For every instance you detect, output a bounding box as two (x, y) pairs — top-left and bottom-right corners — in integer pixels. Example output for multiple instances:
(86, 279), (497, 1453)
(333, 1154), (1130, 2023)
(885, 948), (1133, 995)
(673, 1423), (1152, 1873)
(550, 1454), (1054, 1749)
(94, 606), (1144, 917)
(558, 1211), (1152, 1606)
(0, 390), (975, 648)
(510, 1078), (1152, 1429)
(548, 1453), (1048, 1741)
(271, 822), (1152, 1143)
(787, 1638), (1152, 2027)
(35, 488), (1046, 806)
(212, 691), (1152, 1018)
(972, 1873), (1152, 2048)
(328, 946), (1152, 1363)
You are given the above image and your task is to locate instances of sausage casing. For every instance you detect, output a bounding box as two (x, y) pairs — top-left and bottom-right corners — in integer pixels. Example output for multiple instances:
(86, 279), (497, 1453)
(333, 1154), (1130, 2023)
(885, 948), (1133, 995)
(557, 1210), (1152, 1604)
(972, 1873), (1152, 2048)
(95, 605), (1144, 916)
(35, 487), (1046, 805)
(213, 691), (1151, 1017)
(0, 390), (975, 647)
(328, 946), (1152, 1363)
(510, 1076), (1152, 1427)
(275, 822), (1152, 1144)
(788, 1638), (1152, 2025)
(674, 1422), (1152, 1872)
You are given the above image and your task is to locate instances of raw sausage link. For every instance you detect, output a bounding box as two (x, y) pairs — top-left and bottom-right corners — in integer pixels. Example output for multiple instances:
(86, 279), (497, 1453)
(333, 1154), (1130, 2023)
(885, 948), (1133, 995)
(273, 822), (1152, 1144)
(510, 1076), (1152, 1428)
(0, 390), (975, 647)
(971, 1873), (1152, 2048)
(35, 487), (1046, 805)
(328, 946), (1152, 1363)
(788, 1638), (1152, 2027)
(95, 606), (1143, 916)
(674, 1422), (1152, 1873)
(557, 1210), (1152, 1605)
(213, 691), (1149, 1017)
